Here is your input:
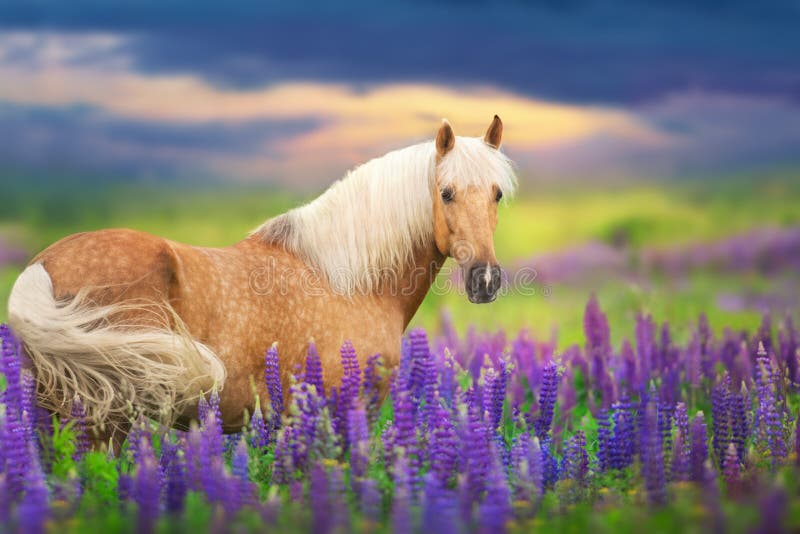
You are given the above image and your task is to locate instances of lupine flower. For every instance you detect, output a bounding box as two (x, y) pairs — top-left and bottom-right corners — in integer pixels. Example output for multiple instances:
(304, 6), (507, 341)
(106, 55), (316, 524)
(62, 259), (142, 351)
(304, 342), (325, 399)
(596, 408), (612, 471)
(134, 438), (161, 534)
(729, 383), (749, 464)
(249, 401), (270, 449)
(335, 341), (361, 447)
(265, 343), (283, 425)
(584, 295), (612, 406)
(641, 401), (666, 505)
(362, 353), (384, 425)
(478, 453), (511, 534)
(534, 362), (558, 440)
(672, 403), (691, 482)
(463, 399), (490, 504)
(422, 472), (459, 534)
(430, 403), (458, 487)
(690, 412), (708, 483)
(358, 477), (382, 525)
(70, 396), (90, 462)
(722, 443), (742, 497)
(310, 463), (332, 534)
(162, 440), (186, 514)
(348, 404), (370, 480)
(17, 446), (49, 534)
(391, 452), (413, 534)
(611, 397), (635, 470)
(755, 343), (786, 462)
(711, 376), (731, 464)
(231, 437), (253, 508)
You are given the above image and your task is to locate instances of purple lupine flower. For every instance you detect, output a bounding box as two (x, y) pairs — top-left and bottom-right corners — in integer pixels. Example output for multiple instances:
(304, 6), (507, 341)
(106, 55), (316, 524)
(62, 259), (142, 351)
(671, 427), (691, 482)
(21, 371), (37, 449)
(430, 403), (458, 487)
(348, 404), (370, 480)
(391, 453), (413, 534)
(534, 362), (558, 440)
(690, 412), (708, 483)
(752, 486), (788, 534)
(484, 358), (509, 433)
(463, 397), (490, 504)
(310, 463), (333, 534)
(729, 382), (749, 464)
(711, 376), (731, 464)
(249, 401), (270, 449)
(562, 430), (589, 490)
(722, 443), (741, 497)
(265, 343), (283, 425)
(381, 421), (396, 469)
(392, 385), (419, 489)
(17, 446), (49, 534)
(540, 437), (559, 489)
(327, 464), (350, 533)
(702, 460), (724, 533)
(658, 401), (674, 480)
(584, 295), (612, 406)
(335, 340), (361, 448)
(754, 313), (773, 356)
(610, 397), (635, 470)
(272, 426), (295, 485)
(422, 472), (459, 534)
(3, 398), (31, 498)
(231, 437), (253, 507)
(134, 438), (161, 534)
(128, 414), (152, 466)
(358, 478), (383, 525)
(685, 333), (702, 389)
(408, 328), (432, 401)
(641, 401), (667, 505)
(620, 339), (637, 394)
(795, 408), (800, 468)
(162, 441), (186, 514)
(70, 396), (90, 462)
(304, 342), (325, 399)
(362, 353), (384, 425)
(635, 313), (656, 387)
(197, 396), (209, 424)
(597, 408), (612, 471)
(1, 325), (22, 413)
(528, 436), (544, 500)
(478, 454), (511, 534)
(755, 343), (786, 462)
(779, 314), (798, 386)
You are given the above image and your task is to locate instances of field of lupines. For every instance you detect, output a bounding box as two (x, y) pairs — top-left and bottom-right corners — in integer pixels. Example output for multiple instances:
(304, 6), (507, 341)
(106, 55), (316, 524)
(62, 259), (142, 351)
(0, 296), (799, 533)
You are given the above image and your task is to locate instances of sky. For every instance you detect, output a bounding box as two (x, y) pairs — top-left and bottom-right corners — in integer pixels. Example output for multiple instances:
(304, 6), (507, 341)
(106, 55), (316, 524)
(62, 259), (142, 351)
(0, 0), (798, 189)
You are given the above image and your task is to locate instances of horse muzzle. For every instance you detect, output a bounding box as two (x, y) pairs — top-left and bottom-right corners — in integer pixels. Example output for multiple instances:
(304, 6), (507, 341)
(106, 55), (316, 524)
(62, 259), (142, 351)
(466, 263), (502, 304)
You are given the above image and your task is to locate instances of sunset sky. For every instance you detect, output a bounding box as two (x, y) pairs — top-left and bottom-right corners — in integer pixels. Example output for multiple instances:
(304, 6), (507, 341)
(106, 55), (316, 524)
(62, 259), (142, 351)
(1, 1), (798, 189)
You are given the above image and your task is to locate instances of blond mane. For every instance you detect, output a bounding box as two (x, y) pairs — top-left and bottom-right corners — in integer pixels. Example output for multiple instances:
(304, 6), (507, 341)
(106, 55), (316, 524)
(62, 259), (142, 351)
(253, 136), (517, 295)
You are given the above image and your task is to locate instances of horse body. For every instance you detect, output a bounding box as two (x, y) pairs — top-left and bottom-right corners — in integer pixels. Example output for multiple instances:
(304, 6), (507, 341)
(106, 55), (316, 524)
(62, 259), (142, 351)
(7, 116), (514, 447)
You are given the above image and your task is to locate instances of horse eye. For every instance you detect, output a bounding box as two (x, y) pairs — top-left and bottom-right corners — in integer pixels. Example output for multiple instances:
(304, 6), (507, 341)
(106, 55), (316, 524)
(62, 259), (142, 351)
(441, 187), (455, 203)
(495, 189), (503, 202)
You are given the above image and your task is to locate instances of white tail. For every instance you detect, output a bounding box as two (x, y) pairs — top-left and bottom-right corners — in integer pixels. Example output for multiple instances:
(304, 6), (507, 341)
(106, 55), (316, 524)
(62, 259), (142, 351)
(7, 263), (226, 432)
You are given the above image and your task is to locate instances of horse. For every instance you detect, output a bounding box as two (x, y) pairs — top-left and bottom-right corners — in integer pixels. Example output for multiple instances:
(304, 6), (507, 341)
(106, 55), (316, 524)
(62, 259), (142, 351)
(7, 115), (516, 449)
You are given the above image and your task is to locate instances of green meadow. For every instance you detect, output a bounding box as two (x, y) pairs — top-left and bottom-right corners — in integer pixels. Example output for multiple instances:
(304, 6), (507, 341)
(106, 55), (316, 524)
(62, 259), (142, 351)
(2, 171), (799, 346)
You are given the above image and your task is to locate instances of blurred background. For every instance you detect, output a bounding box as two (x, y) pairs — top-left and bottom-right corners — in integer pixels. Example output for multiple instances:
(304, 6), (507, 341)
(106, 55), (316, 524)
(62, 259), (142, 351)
(1, 1), (798, 344)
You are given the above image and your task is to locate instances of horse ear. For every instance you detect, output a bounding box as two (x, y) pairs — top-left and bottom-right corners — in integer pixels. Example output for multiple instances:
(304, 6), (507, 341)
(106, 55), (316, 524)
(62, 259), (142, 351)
(436, 119), (455, 156)
(484, 115), (503, 148)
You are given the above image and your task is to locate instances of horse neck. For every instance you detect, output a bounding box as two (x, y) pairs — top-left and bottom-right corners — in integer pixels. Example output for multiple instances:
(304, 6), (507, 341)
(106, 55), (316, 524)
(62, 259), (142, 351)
(382, 240), (447, 329)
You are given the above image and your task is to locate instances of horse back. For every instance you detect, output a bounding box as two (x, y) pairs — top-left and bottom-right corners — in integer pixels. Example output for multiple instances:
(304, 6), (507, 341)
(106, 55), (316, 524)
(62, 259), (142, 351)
(32, 228), (178, 324)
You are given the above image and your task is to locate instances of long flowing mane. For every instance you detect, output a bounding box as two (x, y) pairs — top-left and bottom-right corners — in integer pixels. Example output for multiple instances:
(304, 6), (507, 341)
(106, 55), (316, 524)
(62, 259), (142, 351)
(253, 136), (517, 294)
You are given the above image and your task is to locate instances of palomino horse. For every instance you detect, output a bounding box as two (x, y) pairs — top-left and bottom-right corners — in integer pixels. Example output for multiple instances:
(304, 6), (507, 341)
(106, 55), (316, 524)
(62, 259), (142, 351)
(7, 116), (516, 448)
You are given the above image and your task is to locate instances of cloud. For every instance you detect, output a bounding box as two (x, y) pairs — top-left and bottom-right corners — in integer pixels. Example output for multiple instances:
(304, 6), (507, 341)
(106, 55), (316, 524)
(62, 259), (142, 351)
(0, 102), (322, 183)
(0, 1), (798, 104)
(0, 31), (798, 187)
